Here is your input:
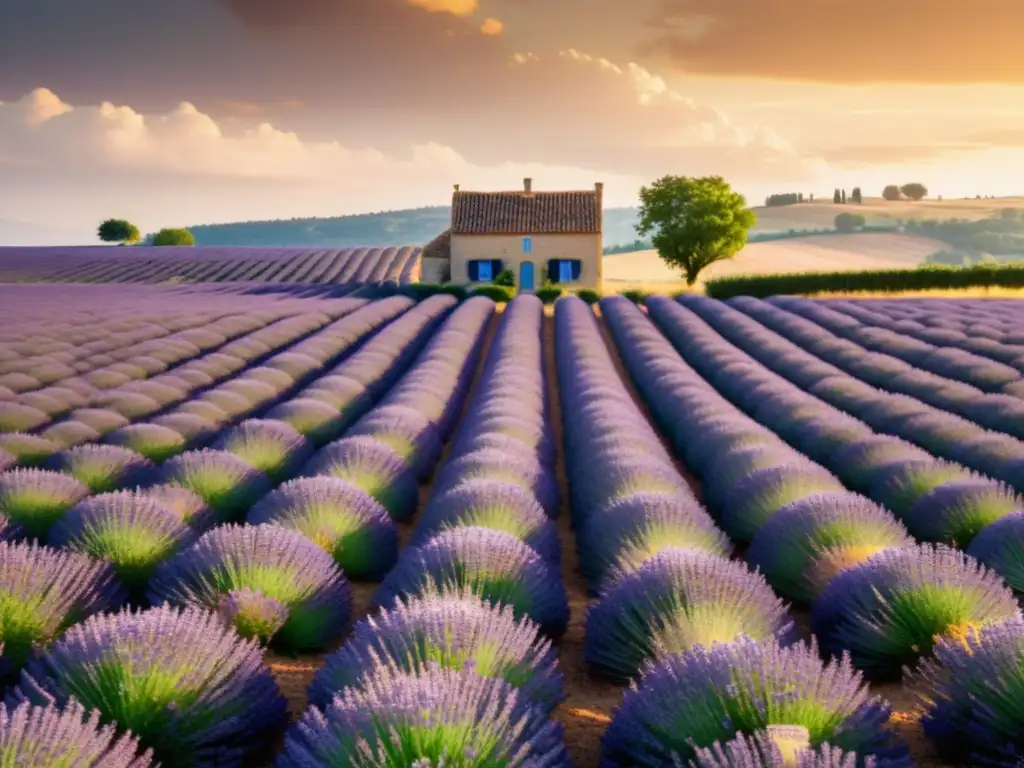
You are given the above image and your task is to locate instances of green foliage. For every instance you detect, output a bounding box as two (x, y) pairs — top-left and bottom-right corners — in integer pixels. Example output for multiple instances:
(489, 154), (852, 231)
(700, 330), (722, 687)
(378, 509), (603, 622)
(834, 213), (866, 232)
(765, 193), (801, 207)
(851, 187), (863, 204)
(833, 189), (842, 204)
(904, 213), (1024, 255)
(400, 283), (468, 301)
(901, 183), (928, 201)
(706, 262), (1024, 299)
(575, 288), (601, 305)
(841, 189), (847, 204)
(97, 219), (140, 245)
(152, 228), (195, 247)
(603, 238), (652, 255)
(620, 289), (649, 304)
(469, 285), (513, 302)
(882, 185), (902, 201)
(493, 268), (516, 287)
(636, 175), (756, 286)
(534, 286), (563, 304)
(926, 250), (974, 266)
(1000, 208), (1020, 221)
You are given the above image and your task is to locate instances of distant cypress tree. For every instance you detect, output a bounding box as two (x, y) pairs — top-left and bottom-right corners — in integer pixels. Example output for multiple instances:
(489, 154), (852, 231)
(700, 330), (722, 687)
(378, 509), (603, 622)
(851, 187), (863, 204)
(841, 189), (847, 204)
(833, 189), (842, 204)
(798, 193), (804, 203)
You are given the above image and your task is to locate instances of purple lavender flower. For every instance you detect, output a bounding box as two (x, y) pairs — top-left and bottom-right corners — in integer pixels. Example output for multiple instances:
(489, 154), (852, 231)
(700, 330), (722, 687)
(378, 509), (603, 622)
(0, 434), (60, 468)
(0, 404), (50, 434)
(0, 540), (124, 676)
(210, 419), (315, 484)
(811, 544), (1021, 679)
(300, 437), (419, 520)
(0, 468), (91, 540)
(93, 392), (161, 420)
(160, 449), (272, 522)
(148, 524), (351, 651)
(49, 490), (196, 599)
(966, 509), (1024, 592)
(692, 731), (884, 768)
(247, 476), (398, 580)
(579, 492), (731, 591)
(600, 638), (906, 767)
(141, 483), (216, 531)
(264, 398), (348, 445)
(903, 480), (1023, 548)
(280, 664), (568, 767)
(0, 699), (152, 767)
(585, 549), (794, 683)
(105, 424), (188, 463)
(47, 445), (155, 494)
(149, 413), (220, 443)
(412, 480), (560, 565)
(869, 460), (977, 516)
(374, 527), (569, 637)
(12, 604), (288, 767)
(722, 466), (846, 543)
(346, 405), (443, 480)
(911, 616), (1024, 764)
(829, 436), (934, 494)
(0, 447), (14, 474)
(747, 493), (914, 604)
(433, 448), (560, 517)
(65, 408), (130, 435)
(702, 445), (816, 512)
(309, 588), (563, 712)
(38, 420), (103, 449)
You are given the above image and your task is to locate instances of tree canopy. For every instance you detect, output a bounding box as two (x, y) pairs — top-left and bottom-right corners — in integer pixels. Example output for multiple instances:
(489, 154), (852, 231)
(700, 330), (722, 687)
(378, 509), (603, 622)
(900, 183), (928, 201)
(882, 185), (902, 201)
(152, 228), (196, 246)
(97, 219), (140, 245)
(636, 175), (756, 286)
(835, 212), (866, 232)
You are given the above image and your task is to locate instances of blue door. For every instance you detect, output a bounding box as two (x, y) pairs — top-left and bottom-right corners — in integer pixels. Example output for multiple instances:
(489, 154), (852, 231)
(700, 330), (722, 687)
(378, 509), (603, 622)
(519, 261), (535, 292)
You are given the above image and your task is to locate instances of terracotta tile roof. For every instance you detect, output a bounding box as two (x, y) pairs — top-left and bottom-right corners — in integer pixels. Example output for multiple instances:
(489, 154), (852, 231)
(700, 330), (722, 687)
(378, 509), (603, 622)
(451, 190), (601, 235)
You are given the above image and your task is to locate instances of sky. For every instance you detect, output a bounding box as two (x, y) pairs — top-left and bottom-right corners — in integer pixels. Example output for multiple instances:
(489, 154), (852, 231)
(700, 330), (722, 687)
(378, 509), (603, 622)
(1, 0), (1024, 243)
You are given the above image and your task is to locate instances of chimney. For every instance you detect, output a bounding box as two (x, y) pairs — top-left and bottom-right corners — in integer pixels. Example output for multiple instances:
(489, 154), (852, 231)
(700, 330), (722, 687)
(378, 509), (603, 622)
(594, 182), (603, 196)
(453, 184), (460, 192)
(595, 182), (604, 233)
(523, 177), (532, 193)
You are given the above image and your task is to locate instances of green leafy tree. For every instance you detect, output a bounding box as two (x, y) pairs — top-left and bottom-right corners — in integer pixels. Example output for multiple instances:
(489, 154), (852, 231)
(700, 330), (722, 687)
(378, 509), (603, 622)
(493, 268), (516, 287)
(835, 212), (866, 232)
(152, 228), (196, 246)
(851, 187), (863, 204)
(833, 189), (842, 204)
(636, 175), (756, 286)
(900, 183), (928, 201)
(97, 219), (140, 245)
(882, 185), (902, 201)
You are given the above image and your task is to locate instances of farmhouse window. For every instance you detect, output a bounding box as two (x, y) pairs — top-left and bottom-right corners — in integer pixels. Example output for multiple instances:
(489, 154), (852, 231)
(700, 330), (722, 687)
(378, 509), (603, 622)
(547, 259), (582, 283)
(522, 236), (533, 253)
(468, 259), (503, 281)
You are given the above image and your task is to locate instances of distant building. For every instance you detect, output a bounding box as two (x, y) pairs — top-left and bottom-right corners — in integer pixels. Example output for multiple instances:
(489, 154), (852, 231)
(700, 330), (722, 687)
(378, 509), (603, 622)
(447, 178), (603, 292)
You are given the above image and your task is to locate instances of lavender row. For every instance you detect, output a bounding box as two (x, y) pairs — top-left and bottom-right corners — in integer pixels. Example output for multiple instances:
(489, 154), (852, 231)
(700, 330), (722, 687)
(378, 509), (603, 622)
(749, 296), (1024, 437)
(551, 297), (911, 766)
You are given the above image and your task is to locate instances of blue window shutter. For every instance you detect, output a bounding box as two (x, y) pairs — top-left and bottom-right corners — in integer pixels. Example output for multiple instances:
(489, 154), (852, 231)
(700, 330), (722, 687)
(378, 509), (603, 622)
(492, 260), (503, 276)
(572, 260), (582, 280)
(468, 261), (479, 281)
(547, 260), (558, 283)
(558, 260), (573, 283)
(522, 237), (532, 253)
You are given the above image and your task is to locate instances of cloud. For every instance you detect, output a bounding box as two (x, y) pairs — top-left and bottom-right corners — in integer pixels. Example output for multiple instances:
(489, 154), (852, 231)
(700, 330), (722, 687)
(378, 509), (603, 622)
(480, 17), (504, 35)
(642, 0), (1024, 84)
(407, 0), (478, 15)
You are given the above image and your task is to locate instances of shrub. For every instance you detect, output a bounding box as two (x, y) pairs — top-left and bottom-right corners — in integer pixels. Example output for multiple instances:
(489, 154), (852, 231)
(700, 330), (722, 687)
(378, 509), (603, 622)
(0, 541), (124, 675)
(0, 469), (91, 541)
(902, 480), (1023, 547)
(13, 605), (288, 766)
(264, 399), (347, 445)
(411, 480), (559, 565)
(0, 434), (60, 467)
(469, 284), (513, 302)
(49, 491), (194, 599)
(47, 445), (154, 493)
(811, 544), (1021, 679)
(149, 524), (351, 651)
(345, 405), (443, 479)
(882, 185), (902, 201)
(399, 283), (468, 301)
(151, 228), (195, 246)
(834, 212), (866, 232)
(300, 437), (419, 521)
(747, 493), (913, 603)
(913, 616), (1024, 764)
(692, 731), (876, 768)
(373, 526), (569, 637)
(160, 449), (272, 522)
(575, 288), (601, 304)
(280, 665), (567, 767)
(585, 549), (793, 683)
(210, 419), (314, 484)
(247, 476), (398, 580)
(619, 288), (648, 304)
(535, 286), (563, 304)
(966, 510), (1024, 592)
(105, 423), (187, 463)
(868, 460), (975, 516)
(0, 404), (50, 434)
(600, 638), (906, 767)
(142, 483), (216, 530)
(493, 268), (516, 287)
(0, 700), (152, 766)
(308, 589), (563, 712)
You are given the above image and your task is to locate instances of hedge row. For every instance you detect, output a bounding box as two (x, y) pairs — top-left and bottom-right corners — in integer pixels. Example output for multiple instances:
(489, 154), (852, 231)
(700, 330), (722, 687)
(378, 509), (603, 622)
(704, 264), (1024, 300)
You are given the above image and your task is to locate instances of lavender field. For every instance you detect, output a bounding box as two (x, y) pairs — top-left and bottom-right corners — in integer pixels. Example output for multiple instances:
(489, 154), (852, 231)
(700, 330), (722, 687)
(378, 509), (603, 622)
(2, 282), (1024, 766)
(0, 246), (422, 285)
